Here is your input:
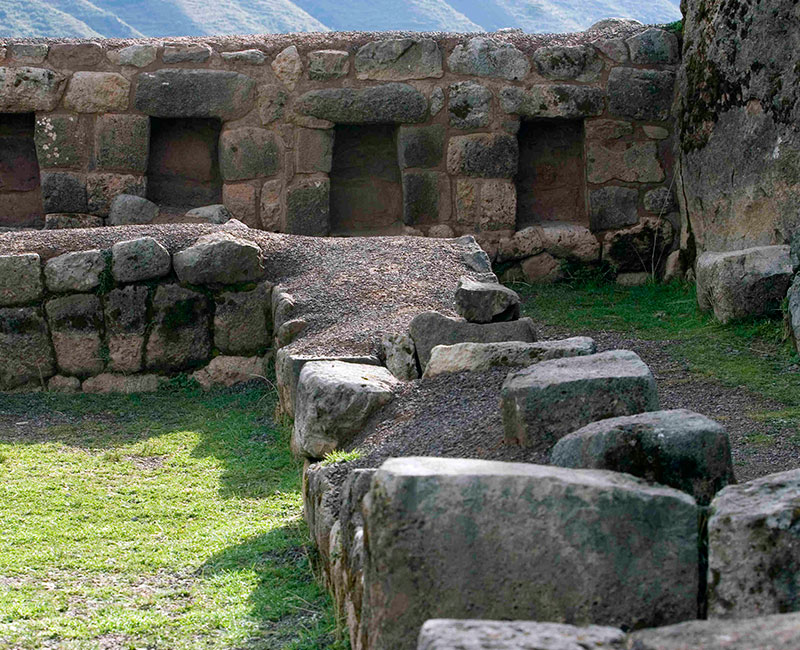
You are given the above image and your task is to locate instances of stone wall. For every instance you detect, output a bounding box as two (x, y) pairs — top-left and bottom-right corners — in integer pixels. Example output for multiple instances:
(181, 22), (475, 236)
(0, 27), (679, 277)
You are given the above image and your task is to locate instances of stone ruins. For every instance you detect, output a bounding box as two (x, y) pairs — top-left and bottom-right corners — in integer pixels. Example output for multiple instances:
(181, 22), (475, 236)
(3, 0), (800, 648)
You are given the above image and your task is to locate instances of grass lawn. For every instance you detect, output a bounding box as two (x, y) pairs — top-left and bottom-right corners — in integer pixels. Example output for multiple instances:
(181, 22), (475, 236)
(0, 383), (345, 650)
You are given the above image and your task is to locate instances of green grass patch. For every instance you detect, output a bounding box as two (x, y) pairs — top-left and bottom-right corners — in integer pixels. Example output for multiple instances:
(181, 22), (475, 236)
(0, 386), (346, 649)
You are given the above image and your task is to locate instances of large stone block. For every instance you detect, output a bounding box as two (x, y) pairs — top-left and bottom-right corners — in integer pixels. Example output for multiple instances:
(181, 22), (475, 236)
(135, 69), (256, 120)
(697, 246), (792, 324)
(587, 141), (664, 184)
(163, 44), (211, 63)
(9, 44), (48, 64)
(538, 222), (600, 262)
(295, 128), (334, 174)
(107, 194), (158, 226)
(308, 50), (350, 80)
(0, 307), (55, 389)
(271, 45), (303, 90)
(47, 42), (104, 68)
(607, 68), (675, 121)
(95, 114), (149, 172)
(409, 310), (536, 369)
(447, 38), (530, 80)
(402, 171), (443, 226)
(626, 28), (680, 64)
(222, 183), (258, 228)
(0, 254), (42, 306)
(41, 172), (87, 214)
(590, 186), (640, 231)
(381, 332), (419, 381)
(424, 337), (596, 378)
(362, 457), (698, 650)
(0, 66), (65, 112)
(104, 285), (148, 373)
(34, 114), (89, 169)
(708, 469), (800, 618)
(192, 355), (266, 389)
(63, 72), (130, 113)
(286, 178), (330, 235)
(220, 49), (267, 65)
(448, 81), (492, 129)
(87, 174), (147, 218)
(418, 620), (626, 650)
(44, 250), (107, 293)
(214, 283), (272, 355)
(644, 187), (676, 215)
(532, 44), (603, 81)
(603, 218), (675, 273)
(355, 39), (443, 80)
(501, 350), (658, 448)
(500, 84), (604, 119)
(292, 361), (399, 459)
(447, 134), (518, 178)
(454, 278), (520, 323)
(45, 294), (104, 376)
(296, 84), (428, 124)
(219, 127), (280, 181)
(397, 125), (445, 169)
(145, 284), (211, 371)
(113, 44), (157, 67)
(552, 409), (735, 506)
(174, 233), (264, 285)
(111, 237), (171, 283)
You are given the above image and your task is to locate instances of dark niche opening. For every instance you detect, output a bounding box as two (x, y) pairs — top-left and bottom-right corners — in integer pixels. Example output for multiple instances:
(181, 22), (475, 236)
(329, 124), (403, 235)
(0, 113), (44, 228)
(515, 119), (587, 229)
(147, 117), (222, 212)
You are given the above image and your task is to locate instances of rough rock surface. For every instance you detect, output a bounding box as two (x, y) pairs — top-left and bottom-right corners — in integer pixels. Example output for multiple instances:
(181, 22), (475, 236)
(0, 307), (54, 389)
(44, 249), (106, 293)
(447, 37), (529, 80)
(454, 278), (520, 323)
(0, 254), (42, 306)
(296, 84), (427, 124)
(292, 361), (399, 459)
(362, 457), (698, 650)
(381, 332), (419, 381)
(145, 284), (211, 371)
(108, 194), (159, 226)
(501, 350), (658, 448)
(46, 294), (104, 376)
(82, 373), (160, 394)
(105, 285), (148, 373)
(551, 409), (735, 505)
(191, 356), (266, 389)
(424, 337), (596, 378)
(111, 237), (171, 283)
(214, 283), (271, 356)
(173, 233), (264, 285)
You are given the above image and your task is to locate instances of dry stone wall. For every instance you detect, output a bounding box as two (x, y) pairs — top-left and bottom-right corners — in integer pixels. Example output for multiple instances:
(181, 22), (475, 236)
(0, 27), (679, 278)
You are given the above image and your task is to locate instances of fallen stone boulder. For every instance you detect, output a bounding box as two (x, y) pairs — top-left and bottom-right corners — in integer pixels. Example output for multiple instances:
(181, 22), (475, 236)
(409, 310), (536, 369)
(191, 355), (266, 389)
(107, 194), (159, 226)
(454, 278), (520, 323)
(173, 233), (265, 285)
(501, 350), (658, 448)
(424, 337), (596, 378)
(708, 468), (800, 618)
(418, 619), (626, 650)
(696, 246), (792, 324)
(381, 332), (419, 381)
(292, 361), (399, 459)
(551, 409), (735, 505)
(362, 457), (698, 650)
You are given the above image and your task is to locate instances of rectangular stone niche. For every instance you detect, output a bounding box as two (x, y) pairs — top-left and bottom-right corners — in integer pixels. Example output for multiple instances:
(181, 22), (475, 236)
(147, 117), (223, 212)
(0, 113), (44, 228)
(516, 119), (587, 229)
(329, 124), (403, 235)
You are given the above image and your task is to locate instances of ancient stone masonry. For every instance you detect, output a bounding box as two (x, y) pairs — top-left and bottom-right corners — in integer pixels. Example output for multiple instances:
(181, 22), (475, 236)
(0, 25), (679, 279)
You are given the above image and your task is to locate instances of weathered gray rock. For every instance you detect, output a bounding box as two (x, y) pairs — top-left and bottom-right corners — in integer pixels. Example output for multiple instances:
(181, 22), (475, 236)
(185, 204), (233, 224)
(292, 361), (399, 459)
(34, 113), (89, 169)
(644, 187), (676, 215)
(696, 246), (793, 324)
(219, 128), (280, 181)
(626, 28), (680, 64)
(429, 87), (445, 116)
(275, 348), (381, 417)
(105, 285), (148, 373)
(94, 114), (149, 173)
(454, 278), (520, 323)
(0, 254), (42, 306)
(448, 81), (492, 129)
(63, 72), (130, 113)
(362, 457), (698, 650)
(296, 84), (428, 124)
(82, 373), (160, 394)
(111, 237), (170, 283)
(402, 171), (444, 225)
(552, 409), (735, 505)
(48, 43), (104, 69)
(145, 284), (211, 371)
(286, 178), (330, 235)
(532, 45), (603, 82)
(381, 332), (419, 381)
(355, 39), (442, 80)
(608, 68), (675, 121)
(44, 249), (107, 293)
(9, 44), (48, 64)
(41, 172), (88, 214)
(708, 469), (800, 618)
(46, 294), (104, 376)
(502, 350), (658, 448)
(308, 50), (349, 80)
(587, 141), (664, 184)
(174, 233), (264, 285)
(220, 49), (267, 65)
(447, 134), (518, 178)
(409, 310), (536, 369)
(214, 283), (272, 355)
(271, 45), (303, 90)
(0, 66), (65, 112)
(295, 128), (334, 174)
(448, 38), (529, 80)
(397, 125), (445, 169)
(135, 69), (256, 120)
(115, 44), (157, 67)
(590, 186), (640, 231)
(192, 355), (266, 389)
(108, 194), (159, 226)
(595, 38), (629, 63)
(44, 213), (104, 230)
(603, 218), (675, 273)
(163, 44), (211, 63)
(0, 307), (55, 390)
(496, 227), (544, 263)
(629, 611), (800, 650)
(500, 84), (604, 119)
(424, 337), (596, 378)
(538, 221), (601, 262)
(86, 173), (147, 218)
(418, 620), (626, 650)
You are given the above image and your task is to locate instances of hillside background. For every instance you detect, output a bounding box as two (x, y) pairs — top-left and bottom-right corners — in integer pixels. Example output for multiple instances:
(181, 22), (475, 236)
(0, 0), (681, 38)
